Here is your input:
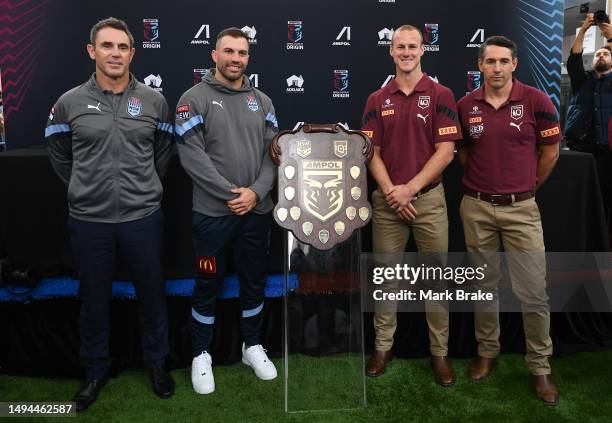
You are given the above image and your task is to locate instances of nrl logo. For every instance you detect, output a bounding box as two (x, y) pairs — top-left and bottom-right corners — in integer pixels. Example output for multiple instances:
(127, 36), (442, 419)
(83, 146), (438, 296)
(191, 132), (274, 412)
(270, 123), (374, 250)
(511, 105), (523, 120)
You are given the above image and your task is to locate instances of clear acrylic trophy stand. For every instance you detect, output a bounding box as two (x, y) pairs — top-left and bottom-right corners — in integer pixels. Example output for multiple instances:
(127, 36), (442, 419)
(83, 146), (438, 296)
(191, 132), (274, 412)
(283, 230), (365, 413)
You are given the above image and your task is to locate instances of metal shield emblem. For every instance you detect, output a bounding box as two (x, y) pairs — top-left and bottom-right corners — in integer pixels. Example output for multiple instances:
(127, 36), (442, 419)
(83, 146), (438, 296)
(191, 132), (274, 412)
(284, 165), (295, 180)
(334, 221), (345, 236)
(302, 221), (313, 236)
(346, 206), (356, 221)
(285, 186), (295, 201)
(359, 207), (369, 221)
(302, 160), (344, 222)
(319, 229), (330, 244)
(334, 140), (348, 158)
(296, 140), (311, 158)
(270, 123), (373, 250)
(511, 105), (523, 120)
(277, 208), (288, 222)
(290, 206), (301, 221)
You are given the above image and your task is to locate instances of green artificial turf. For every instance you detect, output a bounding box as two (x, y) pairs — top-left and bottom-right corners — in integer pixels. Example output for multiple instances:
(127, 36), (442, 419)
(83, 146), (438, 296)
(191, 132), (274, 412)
(2, 350), (612, 422)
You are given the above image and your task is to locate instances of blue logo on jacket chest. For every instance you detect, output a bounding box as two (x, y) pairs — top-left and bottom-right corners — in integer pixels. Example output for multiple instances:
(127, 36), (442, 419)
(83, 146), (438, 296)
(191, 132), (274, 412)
(127, 96), (142, 117)
(246, 95), (259, 112)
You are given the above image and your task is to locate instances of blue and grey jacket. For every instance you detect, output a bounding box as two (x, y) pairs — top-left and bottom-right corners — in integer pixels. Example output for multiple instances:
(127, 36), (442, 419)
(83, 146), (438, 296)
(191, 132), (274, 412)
(45, 73), (174, 223)
(564, 52), (612, 148)
(175, 69), (278, 216)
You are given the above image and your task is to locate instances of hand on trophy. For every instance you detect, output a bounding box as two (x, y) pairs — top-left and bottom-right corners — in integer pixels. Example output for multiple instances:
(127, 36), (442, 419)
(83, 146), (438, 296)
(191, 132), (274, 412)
(227, 187), (258, 215)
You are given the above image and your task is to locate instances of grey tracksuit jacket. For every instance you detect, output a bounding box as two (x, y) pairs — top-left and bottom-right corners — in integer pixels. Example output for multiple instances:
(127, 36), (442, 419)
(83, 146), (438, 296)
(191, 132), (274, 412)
(45, 73), (174, 223)
(175, 69), (278, 216)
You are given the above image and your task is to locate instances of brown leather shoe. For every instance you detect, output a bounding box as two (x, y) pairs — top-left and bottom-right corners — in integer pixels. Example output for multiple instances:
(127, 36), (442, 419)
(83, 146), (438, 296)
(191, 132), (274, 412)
(430, 356), (455, 387)
(468, 356), (497, 381)
(366, 350), (392, 377)
(532, 374), (559, 406)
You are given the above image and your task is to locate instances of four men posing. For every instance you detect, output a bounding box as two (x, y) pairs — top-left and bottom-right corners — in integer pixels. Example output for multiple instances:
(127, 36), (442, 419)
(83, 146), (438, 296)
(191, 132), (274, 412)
(46, 16), (563, 409)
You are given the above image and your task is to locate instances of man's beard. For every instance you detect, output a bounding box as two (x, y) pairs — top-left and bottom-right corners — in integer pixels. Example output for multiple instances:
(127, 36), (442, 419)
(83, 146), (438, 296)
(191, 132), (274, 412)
(219, 64), (244, 82)
(594, 60), (611, 72)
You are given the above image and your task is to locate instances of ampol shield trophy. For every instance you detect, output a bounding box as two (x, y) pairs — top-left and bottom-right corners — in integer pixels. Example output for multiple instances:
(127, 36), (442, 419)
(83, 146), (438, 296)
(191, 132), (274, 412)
(270, 123), (373, 412)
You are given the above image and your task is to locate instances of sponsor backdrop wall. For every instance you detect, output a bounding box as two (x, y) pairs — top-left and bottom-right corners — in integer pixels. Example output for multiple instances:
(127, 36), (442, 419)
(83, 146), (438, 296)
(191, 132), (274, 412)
(0, 0), (563, 149)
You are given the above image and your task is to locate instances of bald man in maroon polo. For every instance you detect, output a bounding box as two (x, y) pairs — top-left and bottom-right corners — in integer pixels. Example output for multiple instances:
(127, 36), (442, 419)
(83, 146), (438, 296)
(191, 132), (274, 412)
(457, 35), (561, 405)
(361, 24), (461, 386)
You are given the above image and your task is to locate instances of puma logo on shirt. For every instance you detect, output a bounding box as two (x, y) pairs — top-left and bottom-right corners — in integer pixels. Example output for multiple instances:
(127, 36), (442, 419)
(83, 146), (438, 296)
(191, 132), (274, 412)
(510, 122), (523, 132)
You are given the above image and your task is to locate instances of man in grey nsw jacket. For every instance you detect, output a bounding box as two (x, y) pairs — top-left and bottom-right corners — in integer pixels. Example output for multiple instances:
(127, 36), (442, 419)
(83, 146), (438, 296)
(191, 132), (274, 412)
(175, 27), (279, 395)
(44, 17), (174, 411)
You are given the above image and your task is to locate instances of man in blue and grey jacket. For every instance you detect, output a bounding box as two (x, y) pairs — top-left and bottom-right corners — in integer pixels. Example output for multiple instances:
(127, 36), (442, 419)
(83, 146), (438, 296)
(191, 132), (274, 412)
(45, 17), (174, 411)
(175, 27), (278, 395)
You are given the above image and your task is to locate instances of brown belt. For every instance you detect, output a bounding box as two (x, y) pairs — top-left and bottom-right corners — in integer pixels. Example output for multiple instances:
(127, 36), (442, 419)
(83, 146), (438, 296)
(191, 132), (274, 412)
(465, 189), (534, 206)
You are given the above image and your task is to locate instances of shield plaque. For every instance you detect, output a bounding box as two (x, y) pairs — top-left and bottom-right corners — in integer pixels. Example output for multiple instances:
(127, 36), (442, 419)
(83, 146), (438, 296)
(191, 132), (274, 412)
(270, 123), (373, 250)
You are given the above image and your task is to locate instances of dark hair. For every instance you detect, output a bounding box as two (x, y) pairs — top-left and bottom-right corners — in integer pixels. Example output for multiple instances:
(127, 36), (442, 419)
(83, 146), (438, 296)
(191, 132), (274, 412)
(392, 24), (423, 46)
(90, 17), (134, 48)
(216, 27), (250, 49)
(597, 45), (612, 53)
(478, 35), (517, 59)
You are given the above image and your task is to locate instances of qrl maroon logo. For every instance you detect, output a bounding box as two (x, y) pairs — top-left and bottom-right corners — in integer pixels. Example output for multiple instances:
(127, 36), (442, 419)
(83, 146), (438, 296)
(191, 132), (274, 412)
(511, 105), (523, 120)
(418, 96), (430, 109)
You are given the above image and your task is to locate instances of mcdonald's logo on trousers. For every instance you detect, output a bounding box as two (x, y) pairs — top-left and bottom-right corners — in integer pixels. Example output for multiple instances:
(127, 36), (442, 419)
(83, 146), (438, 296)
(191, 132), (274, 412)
(197, 256), (217, 274)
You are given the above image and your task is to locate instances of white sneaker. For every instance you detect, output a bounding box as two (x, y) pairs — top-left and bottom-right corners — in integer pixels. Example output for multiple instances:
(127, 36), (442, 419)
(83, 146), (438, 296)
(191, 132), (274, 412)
(242, 343), (277, 380)
(191, 351), (215, 394)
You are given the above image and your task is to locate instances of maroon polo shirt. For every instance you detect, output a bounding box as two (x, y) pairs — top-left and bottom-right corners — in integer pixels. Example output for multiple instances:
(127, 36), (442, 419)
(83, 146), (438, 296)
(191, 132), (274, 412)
(457, 79), (562, 194)
(361, 74), (462, 185)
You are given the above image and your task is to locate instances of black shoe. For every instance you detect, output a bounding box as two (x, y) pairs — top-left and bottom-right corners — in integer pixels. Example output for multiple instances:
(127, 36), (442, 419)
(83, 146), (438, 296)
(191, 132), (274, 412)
(149, 367), (175, 399)
(74, 379), (106, 412)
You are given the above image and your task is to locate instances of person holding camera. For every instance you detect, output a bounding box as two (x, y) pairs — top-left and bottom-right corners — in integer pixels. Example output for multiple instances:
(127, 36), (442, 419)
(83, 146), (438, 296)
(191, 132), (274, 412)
(565, 12), (612, 227)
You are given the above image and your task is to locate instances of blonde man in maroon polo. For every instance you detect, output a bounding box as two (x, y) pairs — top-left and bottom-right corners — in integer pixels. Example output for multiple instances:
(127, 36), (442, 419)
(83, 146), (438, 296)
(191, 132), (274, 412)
(457, 35), (561, 405)
(361, 24), (462, 386)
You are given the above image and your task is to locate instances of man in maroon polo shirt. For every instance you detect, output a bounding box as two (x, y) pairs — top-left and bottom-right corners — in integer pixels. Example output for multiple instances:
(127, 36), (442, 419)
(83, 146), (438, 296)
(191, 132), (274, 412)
(361, 24), (462, 386)
(457, 35), (561, 405)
